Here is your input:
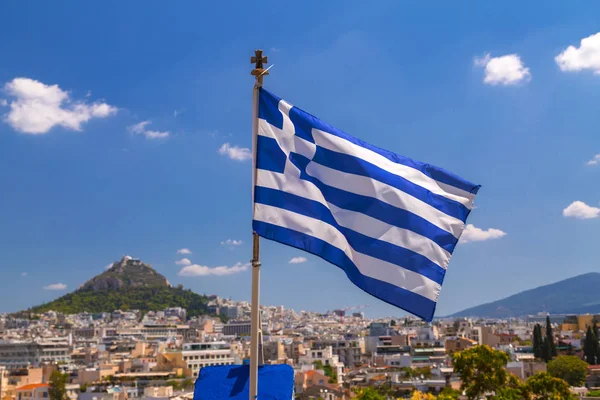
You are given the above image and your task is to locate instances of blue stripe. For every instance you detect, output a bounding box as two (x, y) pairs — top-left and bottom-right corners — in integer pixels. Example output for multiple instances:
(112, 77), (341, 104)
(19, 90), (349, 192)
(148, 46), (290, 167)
(258, 88), (283, 130)
(312, 146), (470, 222)
(256, 137), (458, 252)
(256, 136), (286, 174)
(259, 88), (480, 195)
(252, 220), (437, 322)
(255, 186), (446, 284)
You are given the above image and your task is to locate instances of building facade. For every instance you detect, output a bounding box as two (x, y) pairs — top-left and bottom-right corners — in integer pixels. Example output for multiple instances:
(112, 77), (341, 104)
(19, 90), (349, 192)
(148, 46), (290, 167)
(0, 341), (70, 369)
(181, 342), (237, 378)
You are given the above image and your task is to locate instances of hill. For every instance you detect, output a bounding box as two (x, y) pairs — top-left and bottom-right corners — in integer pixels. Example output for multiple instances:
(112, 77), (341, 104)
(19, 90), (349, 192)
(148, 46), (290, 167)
(450, 272), (600, 318)
(27, 256), (211, 318)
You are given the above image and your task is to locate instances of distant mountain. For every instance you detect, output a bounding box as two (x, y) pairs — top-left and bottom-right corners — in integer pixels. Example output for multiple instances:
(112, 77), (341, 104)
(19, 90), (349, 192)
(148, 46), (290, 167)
(26, 256), (212, 318)
(450, 272), (600, 319)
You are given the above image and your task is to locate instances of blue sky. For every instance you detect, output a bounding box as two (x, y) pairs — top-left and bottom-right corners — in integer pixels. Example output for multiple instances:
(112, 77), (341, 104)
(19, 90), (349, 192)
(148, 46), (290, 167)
(0, 1), (599, 318)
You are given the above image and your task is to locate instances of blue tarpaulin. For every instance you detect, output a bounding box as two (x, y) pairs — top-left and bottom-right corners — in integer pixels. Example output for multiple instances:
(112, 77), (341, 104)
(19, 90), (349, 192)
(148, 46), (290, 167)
(193, 364), (294, 400)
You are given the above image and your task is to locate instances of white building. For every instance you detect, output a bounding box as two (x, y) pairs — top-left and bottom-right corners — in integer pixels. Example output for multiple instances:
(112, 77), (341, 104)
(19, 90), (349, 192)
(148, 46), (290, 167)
(0, 340), (70, 369)
(182, 342), (237, 378)
(298, 346), (344, 383)
(311, 338), (364, 368)
(164, 307), (187, 322)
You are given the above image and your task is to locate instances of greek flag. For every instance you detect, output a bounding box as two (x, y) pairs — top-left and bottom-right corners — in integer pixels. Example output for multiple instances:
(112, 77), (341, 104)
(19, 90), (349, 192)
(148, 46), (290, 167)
(252, 89), (480, 322)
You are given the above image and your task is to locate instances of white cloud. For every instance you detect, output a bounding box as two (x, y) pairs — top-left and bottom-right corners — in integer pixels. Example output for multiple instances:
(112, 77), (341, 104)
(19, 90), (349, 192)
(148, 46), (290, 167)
(0, 99), (7, 106)
(177, 248), (192, 255)
(175, 258), (192, 266)
(178, 262), (250, 277)
(289, 256), (308, 264)
(563, 201), (600, 219)
(21, 272), (27, 277)
(128, 120), (169, 140)
(587, 154), (600, 166)
(104, 263), (113, 270)
(44, 283), (67, 290)
(555, 32), (600, 74)
(218, 143), (252, 161)
(460, 224), (507, 244)
(474, 53), (531, 85)
(2, 78), (117, 134)
(221, 239), (243, 246)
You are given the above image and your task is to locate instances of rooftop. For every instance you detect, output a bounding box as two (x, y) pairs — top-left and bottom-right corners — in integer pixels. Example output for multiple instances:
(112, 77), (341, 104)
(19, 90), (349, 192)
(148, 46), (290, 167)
(16, 384), (49, 391)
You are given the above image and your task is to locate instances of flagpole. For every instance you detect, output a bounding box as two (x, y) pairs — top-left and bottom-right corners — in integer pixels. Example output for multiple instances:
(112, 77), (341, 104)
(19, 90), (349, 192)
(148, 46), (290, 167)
(250, 49), (268, 400)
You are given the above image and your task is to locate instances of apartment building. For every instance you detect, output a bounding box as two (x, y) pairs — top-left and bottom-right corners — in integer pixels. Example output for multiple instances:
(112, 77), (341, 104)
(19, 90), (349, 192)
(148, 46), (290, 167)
(298, 346), (344, 383)
(181, 342), (237, 377)
(310, 339), (364, 368)
(222, 321), (267, 337)
(0, 340), (70, 369)
(116, 325), (190, 341)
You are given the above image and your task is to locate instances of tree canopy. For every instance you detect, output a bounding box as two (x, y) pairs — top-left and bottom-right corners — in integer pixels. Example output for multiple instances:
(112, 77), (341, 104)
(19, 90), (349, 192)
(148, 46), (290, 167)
(525, 372), (571, 399)
(533, 324), (543, 359)
(451, 345), (575, 400)
(547, 355), (588, 386)
(354, 387), (385, 400)
(29, 286), (210, 318)
(49, 371), (69, 400)
(451, 345), (510, 399)
(584, 325), (598, 365)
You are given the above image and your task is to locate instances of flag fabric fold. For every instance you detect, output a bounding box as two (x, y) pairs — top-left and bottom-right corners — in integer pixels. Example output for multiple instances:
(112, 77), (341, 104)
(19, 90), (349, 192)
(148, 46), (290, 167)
(252, 88), (480, 322)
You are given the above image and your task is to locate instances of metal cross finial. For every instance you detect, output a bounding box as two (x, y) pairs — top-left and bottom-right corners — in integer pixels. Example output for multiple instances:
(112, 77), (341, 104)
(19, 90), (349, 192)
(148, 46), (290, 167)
(251, 49), (268, 85)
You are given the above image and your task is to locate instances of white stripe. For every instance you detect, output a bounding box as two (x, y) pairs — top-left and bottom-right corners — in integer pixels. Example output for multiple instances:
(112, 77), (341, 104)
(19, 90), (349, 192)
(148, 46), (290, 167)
(256, 169), (451, 268)
(259, 119), (463, 238)
(305, 162), (465, 238)
(327, 203), (451, 269)
(254, 203), (441, 302)
(311, 128), (476, 208)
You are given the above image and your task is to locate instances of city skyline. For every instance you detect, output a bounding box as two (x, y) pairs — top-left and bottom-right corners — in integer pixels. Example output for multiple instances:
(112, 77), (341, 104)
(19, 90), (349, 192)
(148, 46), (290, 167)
(0, 1), (599, 319)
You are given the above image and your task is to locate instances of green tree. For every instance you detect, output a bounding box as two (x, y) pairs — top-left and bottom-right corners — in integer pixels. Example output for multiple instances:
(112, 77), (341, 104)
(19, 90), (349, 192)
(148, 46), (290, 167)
(547, 355), (588, 386)
(354, 387), (385, 400)
(390, 319), (397, 326)
(451, 345), (509, 399)
(533, 324), (543, 359)
(492, 374), (527, 400)
(437, 387), (460, 399)
(49, 371), (69, 400)
(584, 326), (597, 365)
(545, 316), (556, 359)
(411, 391), (436, 400)
(322, 364), (337, 383)
(414, 366), (432, 379)
(525, 372), (571, 399)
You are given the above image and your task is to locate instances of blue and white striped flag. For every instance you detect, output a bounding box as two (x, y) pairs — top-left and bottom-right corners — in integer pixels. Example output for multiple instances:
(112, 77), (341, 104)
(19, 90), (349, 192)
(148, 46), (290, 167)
(252, 89), (480, 322)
